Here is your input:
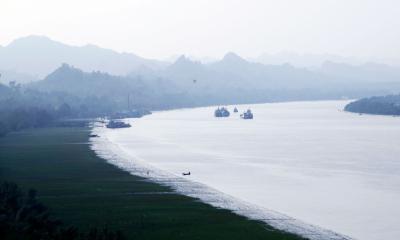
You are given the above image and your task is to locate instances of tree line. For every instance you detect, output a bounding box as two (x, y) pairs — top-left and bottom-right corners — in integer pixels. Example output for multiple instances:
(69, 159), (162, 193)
(345, 94), (400, 115)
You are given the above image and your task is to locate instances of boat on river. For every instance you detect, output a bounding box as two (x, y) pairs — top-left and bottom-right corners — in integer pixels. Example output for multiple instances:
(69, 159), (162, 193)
(106, 120), (131, 129)
(215, 107), (230, 117)
(240, 109), (253, 119)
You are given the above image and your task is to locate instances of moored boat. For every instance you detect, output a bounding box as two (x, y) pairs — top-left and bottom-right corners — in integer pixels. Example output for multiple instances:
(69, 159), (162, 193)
(214, 107), (230, 117)
(106, 120), (131, 128)
(240, 109), (253, 119)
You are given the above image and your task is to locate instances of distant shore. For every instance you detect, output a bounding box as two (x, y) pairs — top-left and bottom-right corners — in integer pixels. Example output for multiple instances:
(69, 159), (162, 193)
(345, 95), (400, 116)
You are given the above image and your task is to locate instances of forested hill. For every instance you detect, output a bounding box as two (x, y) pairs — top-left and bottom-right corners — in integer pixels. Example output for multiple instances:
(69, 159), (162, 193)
(344, 94), (400, 115)
(0, 64), (189, 137)
(30, 63), (194, 111)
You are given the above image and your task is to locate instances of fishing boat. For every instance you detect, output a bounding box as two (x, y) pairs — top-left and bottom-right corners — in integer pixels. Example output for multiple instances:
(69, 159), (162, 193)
(214, 107), (230, 117)
(240, 109), (253, 119)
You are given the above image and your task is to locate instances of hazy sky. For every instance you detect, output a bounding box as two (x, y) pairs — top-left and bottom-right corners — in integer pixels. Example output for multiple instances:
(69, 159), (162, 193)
(1, 0), (399, 61)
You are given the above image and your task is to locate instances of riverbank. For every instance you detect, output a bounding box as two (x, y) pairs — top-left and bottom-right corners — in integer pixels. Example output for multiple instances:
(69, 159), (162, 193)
(0, 126), (304, 239)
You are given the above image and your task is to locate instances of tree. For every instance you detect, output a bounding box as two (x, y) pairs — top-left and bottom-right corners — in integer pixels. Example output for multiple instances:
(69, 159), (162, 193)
(0, 182), (125, 240)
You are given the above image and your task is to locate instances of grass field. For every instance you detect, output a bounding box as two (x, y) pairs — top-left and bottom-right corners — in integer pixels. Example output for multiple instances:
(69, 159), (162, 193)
(0, 127), (304, 240)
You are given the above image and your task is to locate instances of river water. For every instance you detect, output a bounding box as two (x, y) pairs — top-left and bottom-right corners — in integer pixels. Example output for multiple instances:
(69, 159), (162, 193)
(94, 100), (400, 240)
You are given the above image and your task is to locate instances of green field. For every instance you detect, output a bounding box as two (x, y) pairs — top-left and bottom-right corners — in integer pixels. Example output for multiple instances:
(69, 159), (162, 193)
(0, 127), (304, 240)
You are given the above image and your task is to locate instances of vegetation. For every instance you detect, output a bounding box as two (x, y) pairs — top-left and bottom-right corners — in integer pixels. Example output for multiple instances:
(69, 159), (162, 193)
(31, 63), (194, 110)
(0, 107), (54, 136)
(0, 64), (190, 137)
(345, 94), (400, 115)
(0, 181), (124, 240)
(0, 126), (304, 240)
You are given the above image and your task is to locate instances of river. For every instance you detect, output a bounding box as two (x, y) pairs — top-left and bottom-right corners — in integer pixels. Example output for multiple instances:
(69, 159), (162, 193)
(92, 100), (400, 240)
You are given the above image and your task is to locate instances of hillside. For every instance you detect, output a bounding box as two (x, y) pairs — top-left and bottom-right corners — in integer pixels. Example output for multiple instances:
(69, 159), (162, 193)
(345, 94), (400, 115)
(132, 53), (400, 103)
(30, 64), (190, 110)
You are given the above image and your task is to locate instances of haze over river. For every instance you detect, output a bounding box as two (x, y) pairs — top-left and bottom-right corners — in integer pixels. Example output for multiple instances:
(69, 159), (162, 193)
(97, 100), (400, 240)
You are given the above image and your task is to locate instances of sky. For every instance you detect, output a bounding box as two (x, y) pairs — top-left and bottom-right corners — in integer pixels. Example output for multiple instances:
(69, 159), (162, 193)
(1, 0), (400, 61)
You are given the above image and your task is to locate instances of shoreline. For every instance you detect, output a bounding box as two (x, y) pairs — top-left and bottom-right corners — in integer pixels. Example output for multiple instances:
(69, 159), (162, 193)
(1, 126), (306, 239)
(91, 125), (352, 240)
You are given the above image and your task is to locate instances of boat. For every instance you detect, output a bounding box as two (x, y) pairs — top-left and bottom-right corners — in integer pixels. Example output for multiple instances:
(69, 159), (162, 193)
(106, 120), (131, 129)
(240, 109), (253, 119)
(214, 107), (230, 117)
(234, 107), (238, 113)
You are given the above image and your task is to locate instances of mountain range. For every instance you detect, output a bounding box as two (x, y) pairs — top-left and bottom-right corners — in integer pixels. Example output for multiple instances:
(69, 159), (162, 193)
(0, 35), (166, 80)
(1, 35), (400, 107)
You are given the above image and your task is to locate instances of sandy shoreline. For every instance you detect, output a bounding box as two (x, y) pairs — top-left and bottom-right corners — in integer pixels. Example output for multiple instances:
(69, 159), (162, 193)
(90, 125), (352, 240)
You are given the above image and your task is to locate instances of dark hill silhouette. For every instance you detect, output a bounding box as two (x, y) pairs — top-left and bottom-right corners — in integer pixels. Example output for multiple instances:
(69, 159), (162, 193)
(345, 94), (400, 115)
(31, 64), (190, 110)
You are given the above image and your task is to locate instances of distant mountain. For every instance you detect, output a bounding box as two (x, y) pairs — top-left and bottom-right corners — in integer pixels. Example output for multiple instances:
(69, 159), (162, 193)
(34, 63), (134, 97)
(152, 52), (379, 103)
(210, 52), (251, 76)
(163, 55), (211, 89)
(0, 69), (37, 84)
(31, 64), (190, 110)
(0, 35), (167, 79)
(169, 52), (353, 90)
(167, 55), (205, 75)
(3, 35), (400, 106)
(137, 52), (400, 104)
(320, 61), (400, 84)
(253, 52), (367, 68)
(164, 54), (217, 64)
(208, 52), (322, 90)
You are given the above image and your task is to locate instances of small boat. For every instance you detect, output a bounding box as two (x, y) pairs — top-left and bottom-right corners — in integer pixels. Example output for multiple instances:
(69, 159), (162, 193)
(240, 109), (253, 119)
(234, 107), (238, 113)
(106, 120), (131, 129)
(215, 107), (230, 117)
(182, 171), (191, 176)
